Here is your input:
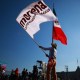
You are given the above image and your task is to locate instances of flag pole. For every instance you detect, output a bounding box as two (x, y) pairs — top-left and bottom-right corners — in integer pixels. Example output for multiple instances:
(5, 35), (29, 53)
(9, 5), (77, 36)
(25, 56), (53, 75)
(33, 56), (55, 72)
(52, 3), (57, 44)
(30, 37), (47, 55)
(52, 3), (55, 44)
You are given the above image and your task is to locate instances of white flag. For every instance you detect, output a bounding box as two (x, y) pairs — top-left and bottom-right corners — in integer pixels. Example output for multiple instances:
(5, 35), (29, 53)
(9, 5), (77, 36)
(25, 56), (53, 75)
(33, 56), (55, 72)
(16, 0), (57, 38)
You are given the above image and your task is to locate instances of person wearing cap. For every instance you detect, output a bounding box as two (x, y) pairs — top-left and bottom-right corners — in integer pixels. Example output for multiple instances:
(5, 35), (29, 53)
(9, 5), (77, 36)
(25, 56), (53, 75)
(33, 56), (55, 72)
(39, 43), (57, 80)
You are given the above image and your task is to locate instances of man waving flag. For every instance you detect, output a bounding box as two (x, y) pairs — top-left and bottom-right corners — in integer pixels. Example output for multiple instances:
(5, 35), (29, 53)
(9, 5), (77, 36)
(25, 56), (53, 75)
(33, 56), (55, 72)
(16, 0), (57, 39)
(52, 8), (67, 45)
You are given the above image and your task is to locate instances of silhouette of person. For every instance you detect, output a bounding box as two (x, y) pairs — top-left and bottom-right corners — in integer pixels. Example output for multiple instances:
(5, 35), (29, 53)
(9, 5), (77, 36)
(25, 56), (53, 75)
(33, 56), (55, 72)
(32, 65), (38, 80)
(39, 43), (57, 80)
(15, 68), (19, 79)
(0, 64), (2, 76)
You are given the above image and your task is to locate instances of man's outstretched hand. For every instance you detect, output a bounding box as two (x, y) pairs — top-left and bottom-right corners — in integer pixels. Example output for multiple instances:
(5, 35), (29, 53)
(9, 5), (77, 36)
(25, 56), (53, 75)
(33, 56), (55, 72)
(39, 46), (42, 48)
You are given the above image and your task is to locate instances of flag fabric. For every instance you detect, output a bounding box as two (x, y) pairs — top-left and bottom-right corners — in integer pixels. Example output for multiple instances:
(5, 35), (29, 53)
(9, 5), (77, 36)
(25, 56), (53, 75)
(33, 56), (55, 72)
(52, 8), (67, 45)
(16, 0), (57, 38)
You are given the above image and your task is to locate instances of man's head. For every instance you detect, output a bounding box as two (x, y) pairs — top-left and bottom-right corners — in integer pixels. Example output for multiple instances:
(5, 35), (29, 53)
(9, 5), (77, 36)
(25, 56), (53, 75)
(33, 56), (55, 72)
(51, 43), (57, 49)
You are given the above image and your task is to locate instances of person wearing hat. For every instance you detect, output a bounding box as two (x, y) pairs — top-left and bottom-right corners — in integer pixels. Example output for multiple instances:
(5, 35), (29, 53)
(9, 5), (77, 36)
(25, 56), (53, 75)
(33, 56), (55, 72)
(39, 43), (57, 80)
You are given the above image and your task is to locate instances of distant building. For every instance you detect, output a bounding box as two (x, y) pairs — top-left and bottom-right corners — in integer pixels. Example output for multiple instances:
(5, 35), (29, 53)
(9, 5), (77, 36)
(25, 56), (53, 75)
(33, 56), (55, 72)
(57, 66), (80, 80)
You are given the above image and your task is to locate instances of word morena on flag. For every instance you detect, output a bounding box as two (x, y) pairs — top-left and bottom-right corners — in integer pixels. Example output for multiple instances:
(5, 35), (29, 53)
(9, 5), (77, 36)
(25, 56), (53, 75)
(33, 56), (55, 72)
(16, 0), (57, 38)
(52, 8), (67, 45)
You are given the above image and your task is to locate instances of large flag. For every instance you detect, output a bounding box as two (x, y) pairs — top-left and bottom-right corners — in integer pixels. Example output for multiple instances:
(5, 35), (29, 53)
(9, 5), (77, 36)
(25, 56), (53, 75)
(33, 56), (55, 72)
(52, 8), (67, 45)
(16, 0), (57, 38)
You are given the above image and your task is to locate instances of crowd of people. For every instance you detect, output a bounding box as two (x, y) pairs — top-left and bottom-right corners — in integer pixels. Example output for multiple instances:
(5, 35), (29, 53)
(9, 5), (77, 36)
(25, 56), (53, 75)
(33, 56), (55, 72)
(0, 65), (45, 80)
